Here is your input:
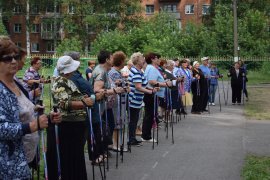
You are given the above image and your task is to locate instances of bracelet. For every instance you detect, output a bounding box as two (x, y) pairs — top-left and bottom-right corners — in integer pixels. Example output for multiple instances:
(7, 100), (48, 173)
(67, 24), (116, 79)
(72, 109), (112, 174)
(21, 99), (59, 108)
(113, 88), (117, 94)
(37, 118), (41, 131)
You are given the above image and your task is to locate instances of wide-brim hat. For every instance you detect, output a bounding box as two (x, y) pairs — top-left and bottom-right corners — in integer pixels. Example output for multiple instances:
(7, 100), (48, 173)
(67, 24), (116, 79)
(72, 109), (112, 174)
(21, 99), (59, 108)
(57, 56), (80, 74)
(201, 57), (209, 61)
(193, 61), (199, 67)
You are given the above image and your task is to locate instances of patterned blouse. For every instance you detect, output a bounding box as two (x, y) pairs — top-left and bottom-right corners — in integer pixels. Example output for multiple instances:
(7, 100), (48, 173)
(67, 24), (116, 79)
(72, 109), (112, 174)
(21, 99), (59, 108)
(0, 82), (31, 179)
(51, 76), (86, 121)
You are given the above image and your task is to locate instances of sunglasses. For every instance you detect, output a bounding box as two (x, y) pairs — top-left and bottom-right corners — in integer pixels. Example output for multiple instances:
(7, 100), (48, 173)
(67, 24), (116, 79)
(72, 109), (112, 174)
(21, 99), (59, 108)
(0, 54), (21, 63)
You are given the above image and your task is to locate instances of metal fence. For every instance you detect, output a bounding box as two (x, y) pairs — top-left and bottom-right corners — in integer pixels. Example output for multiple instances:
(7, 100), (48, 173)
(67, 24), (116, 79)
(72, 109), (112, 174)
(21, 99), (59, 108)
(16, 54), (269, 78)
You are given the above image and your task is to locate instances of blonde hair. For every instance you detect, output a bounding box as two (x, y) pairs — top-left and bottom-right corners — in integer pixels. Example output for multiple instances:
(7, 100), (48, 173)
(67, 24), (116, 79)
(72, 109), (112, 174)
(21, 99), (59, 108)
(130, 52), (144, 65)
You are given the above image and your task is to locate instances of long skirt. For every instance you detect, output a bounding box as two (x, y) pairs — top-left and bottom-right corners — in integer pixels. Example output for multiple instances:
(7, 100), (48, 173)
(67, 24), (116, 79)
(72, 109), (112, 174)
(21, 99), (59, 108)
(181, 92), (193, 106)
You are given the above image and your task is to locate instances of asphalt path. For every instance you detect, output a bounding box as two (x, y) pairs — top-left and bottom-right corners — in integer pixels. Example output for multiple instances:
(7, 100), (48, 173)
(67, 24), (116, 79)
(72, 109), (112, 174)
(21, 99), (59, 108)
(85, 81), (270, 180)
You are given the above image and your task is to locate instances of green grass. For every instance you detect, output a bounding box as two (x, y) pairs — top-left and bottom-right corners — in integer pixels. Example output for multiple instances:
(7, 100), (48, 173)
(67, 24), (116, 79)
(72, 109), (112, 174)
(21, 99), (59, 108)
(242, 155), (270, 180)
(244, 87), (270, 120)
(246, 71), (270, 85)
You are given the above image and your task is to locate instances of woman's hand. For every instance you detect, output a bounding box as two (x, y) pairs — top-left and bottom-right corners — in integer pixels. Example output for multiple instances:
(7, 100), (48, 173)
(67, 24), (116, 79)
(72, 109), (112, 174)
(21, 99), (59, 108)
(50, 111), (62, 124)
(82, 97), (95, 106)
(30, 114), (48, 132)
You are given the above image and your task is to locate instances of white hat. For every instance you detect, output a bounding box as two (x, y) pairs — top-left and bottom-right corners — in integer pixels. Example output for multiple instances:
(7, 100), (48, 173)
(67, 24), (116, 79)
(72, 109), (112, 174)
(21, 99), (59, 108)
(193, 61), (199, 67)
(201, 57), (209, 61)
(57, 56), (80, 74)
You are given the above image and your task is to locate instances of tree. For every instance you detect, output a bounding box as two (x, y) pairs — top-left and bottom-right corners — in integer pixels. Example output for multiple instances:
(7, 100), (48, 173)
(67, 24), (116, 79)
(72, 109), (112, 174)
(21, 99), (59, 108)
(0, 20), (7, 35)
(56, 36), (83, 55)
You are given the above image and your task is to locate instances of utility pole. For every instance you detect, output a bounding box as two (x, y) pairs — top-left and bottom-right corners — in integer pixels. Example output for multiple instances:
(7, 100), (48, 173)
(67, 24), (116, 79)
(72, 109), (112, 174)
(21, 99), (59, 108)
(233, 0), (239, 62)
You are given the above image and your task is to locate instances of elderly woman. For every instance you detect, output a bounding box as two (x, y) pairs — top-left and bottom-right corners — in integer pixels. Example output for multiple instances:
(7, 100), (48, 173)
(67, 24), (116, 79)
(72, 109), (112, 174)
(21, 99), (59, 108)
(48, 56), (94, 179)
(128, 52), (158, 146)
(163, 60), (182, 111)
(108, 51), (128, 151)
(176, 59), (193, 114)
(0, 36), (48, 179)
(191, 61), (204, 114)
(22, 56), (47, 104)
(143, 52), (172, 142)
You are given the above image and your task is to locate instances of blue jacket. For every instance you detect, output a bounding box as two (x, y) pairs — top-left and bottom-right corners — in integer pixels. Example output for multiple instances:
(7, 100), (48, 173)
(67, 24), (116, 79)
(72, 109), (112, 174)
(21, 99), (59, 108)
(0, 82), (32, 179)
(210, 68), (219, 85)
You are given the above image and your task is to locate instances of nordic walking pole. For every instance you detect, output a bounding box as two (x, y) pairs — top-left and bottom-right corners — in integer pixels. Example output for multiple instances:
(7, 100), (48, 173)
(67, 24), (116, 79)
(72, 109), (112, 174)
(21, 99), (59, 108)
(116, 91), (121, 169)
(86, 106), (96, 180)
(207, 77), (210, 114)
(226, 71), (230, 105)
(165, 87), (169, 139)
(53, 106), (61, 180)
(103, 90), (109, 171)
(98, 102), (105, 180)
(169, 88), (174, 144)
(221, 76), (226, 106)
(242, 73), (245, 105)
(217, 78), (222, 112)
(121, 88), (127, 163)
(152, 83), (159, 150)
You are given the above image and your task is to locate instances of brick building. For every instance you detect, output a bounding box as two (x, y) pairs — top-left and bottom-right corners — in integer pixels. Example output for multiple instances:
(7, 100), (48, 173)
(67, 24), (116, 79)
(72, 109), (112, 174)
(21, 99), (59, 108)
(4, 0), (211, 54)
(141, 0), (211, 29)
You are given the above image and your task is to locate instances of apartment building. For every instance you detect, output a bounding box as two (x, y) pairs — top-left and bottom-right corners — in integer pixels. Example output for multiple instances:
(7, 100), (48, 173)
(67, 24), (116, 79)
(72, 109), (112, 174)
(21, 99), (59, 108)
(141, 0), (211, 29)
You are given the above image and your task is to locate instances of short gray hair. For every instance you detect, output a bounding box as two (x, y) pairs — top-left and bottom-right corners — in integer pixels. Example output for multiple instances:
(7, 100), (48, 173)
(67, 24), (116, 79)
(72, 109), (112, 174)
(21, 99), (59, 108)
(130, 52), (144, 65)
(64, 51), (80, 60)
(165, 60), (175, 68)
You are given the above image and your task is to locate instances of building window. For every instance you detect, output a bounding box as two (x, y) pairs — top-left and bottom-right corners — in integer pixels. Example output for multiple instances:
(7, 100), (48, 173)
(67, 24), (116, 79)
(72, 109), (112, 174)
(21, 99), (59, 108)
(68, 4), (75, 14)
(46, 4), (60, 13)
(14, 5), (22, 14)
(46, 41), (55, 52)
(15, 42), (22, 47)
(162, 4), (177, 13)
(31, 43), (39, 52)
(146, 5), (154, 14)
(32, 24), (40, 33)
(42, 23), (53, 32)
(14, 24), (22, 33)
(202, 5), (210, 15)
(31, 5), (39, 14)
(185, 5), (194, 14)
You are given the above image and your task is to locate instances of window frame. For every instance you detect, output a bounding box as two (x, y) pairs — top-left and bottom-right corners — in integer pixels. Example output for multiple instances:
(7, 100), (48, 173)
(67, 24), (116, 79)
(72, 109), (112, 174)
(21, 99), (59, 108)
(146, 5), (155, 15)
(202, 4), (210, 15)
(185, 4), (194, 14)
(14, 23), (22, 33)
(31, 43), (40, 52)
(31, 24), (40, 33)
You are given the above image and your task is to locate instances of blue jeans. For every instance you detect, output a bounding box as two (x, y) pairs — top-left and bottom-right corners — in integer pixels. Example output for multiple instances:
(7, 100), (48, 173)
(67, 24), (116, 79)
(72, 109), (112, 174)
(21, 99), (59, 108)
(209, 84), (217, 103)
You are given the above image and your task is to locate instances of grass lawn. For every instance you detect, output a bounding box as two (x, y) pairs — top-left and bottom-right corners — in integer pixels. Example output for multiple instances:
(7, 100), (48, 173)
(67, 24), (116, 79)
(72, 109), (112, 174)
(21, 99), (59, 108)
(244, 86), (270, 120)
(242, 155), (270, 180)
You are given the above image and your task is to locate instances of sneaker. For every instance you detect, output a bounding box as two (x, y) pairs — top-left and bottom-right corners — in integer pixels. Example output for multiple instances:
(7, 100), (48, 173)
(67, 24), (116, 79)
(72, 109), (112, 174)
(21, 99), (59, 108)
(208, 102), (212, 106)
(237, 102), (241, 105)
(212, 103), (215, 106)
(232, 103), (236, 105)
(141, 138), (157, 143)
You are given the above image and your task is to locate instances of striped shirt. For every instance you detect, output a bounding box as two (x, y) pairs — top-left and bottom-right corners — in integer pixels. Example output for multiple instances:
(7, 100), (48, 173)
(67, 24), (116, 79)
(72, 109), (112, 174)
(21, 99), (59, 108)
(128, 66), (148, 108)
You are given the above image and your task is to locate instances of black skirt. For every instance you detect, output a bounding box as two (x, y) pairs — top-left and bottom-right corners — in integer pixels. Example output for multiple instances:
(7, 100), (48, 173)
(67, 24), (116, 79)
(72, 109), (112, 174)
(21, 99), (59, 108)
(47, 121), (87, 180)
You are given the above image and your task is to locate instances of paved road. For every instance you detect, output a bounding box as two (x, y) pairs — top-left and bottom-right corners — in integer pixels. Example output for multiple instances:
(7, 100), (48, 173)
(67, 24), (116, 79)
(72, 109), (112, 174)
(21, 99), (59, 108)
(85, 82), (270, 180)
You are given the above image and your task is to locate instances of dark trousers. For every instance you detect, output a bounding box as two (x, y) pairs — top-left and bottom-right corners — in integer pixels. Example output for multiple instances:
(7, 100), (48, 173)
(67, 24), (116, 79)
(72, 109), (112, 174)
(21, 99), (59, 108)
(129, 107), (140, 142)
(200, 80), (209, 111)
(191, 82), (201, 112)
(47, 121), (87, 180)
(231, 83), (242, 103)
(87, 123), (104, 161)
(142, 94), (155, 140)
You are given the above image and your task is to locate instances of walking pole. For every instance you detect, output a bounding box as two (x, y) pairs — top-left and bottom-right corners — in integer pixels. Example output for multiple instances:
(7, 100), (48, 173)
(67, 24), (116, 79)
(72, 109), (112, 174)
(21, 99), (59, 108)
(98, 102), (105, 180)
(124, 81), (132, 153)
(207, 78), (210, 114)
(242, 73), (245, 105)
(37, 83), (48, 180)
(169, 88), (174, 144)
(217, 78), (222, 112)
(152, 83), (159, 150)
(53, 106), (61, 180)
(221, 77), (226, 106)
(121, 89), (127, 163)
(165, 87), (169, 139)
(86, 106), (96, 180)
(103, 90), (110, 171)
(226, 74), (230, 106)
(116, 91), (121, 169)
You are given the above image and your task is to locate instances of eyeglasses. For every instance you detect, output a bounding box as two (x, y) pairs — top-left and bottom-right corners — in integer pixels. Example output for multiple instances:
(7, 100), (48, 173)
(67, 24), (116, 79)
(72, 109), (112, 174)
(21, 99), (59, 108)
(0, 54), (21, 63)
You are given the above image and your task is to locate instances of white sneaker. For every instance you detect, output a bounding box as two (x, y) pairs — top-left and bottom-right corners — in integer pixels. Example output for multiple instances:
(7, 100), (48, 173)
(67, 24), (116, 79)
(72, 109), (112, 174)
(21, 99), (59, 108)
(208, 102), (212, 106)
(141, 138), (157, 143)
(212, 103), (215, 106)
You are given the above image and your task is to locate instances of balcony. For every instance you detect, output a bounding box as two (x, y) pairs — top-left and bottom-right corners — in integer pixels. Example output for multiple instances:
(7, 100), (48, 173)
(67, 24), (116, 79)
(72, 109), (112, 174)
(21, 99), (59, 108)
(41, 31), (60, 40)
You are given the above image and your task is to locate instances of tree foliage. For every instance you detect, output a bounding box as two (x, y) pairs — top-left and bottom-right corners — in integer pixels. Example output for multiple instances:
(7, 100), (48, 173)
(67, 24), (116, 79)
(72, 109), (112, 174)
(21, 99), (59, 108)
(55, 36), (83, 55)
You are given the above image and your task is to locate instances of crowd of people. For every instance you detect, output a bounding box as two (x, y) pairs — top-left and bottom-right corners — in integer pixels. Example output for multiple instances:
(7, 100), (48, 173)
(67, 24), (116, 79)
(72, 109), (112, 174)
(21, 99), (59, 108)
(0, 35), (249, 179)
